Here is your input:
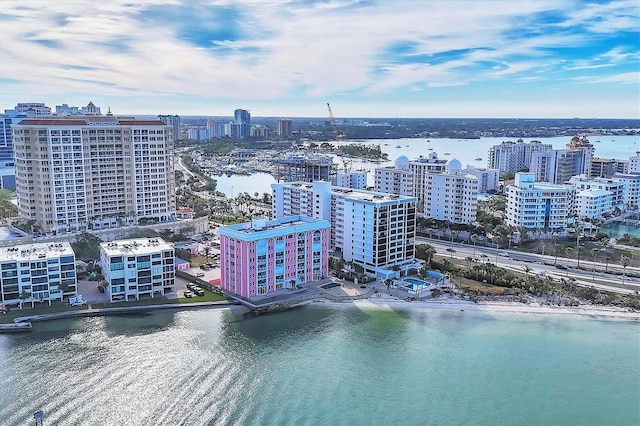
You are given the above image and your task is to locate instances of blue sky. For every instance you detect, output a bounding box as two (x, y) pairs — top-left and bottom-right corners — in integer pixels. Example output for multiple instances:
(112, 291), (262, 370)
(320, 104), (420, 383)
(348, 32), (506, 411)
(0, 0), (638, 118)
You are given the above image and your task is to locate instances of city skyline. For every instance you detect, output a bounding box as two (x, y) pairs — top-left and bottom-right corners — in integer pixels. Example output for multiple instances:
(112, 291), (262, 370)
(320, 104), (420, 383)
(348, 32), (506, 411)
(0, 1), (639, 118)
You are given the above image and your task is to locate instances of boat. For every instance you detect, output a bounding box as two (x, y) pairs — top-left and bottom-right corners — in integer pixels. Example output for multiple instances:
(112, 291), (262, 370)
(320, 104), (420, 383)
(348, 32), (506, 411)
(475, 157), (482, 161)
(444, 152), (451, 155)
(383, 143), (389, 146)
(395, 145), (402, 148)
(406, 145), (409, 147)
(427, 148), (433, 151)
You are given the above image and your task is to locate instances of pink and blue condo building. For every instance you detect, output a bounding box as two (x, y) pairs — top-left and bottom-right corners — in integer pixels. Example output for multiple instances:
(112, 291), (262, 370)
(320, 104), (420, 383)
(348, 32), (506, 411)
(219, 216), (331, 299)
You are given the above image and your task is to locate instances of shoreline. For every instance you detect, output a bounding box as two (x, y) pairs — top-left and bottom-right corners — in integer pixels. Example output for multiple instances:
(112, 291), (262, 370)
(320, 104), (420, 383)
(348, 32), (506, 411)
(308, 294), (640, 320)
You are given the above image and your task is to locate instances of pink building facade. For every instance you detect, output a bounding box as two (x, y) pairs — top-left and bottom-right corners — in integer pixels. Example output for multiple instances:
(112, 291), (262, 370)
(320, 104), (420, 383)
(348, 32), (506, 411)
(219, 216), (330, 299)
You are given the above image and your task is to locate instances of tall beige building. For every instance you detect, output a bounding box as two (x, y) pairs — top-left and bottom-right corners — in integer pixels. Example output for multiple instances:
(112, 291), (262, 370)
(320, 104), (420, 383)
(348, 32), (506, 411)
(12, 116), (175, 234)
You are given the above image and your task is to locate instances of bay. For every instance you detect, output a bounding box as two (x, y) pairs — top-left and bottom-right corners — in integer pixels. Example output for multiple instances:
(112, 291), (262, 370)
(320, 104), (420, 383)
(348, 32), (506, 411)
(212, 136), (639, 193)
(1, 306), (638, 425)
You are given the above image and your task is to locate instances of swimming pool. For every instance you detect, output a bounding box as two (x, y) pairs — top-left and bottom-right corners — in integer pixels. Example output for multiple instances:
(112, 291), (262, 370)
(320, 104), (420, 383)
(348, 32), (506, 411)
(403, 278), (428, 287)
(321, 282), (341, 290)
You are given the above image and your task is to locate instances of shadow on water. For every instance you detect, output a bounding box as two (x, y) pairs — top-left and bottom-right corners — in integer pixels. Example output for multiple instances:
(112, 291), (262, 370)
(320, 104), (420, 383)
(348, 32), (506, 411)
(102, 311), (176, 336)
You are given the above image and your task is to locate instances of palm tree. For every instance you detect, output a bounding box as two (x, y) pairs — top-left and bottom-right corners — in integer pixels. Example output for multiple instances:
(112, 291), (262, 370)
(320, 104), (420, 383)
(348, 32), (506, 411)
(384, 278), (393, 291)
(591, 248), (599, 279)
(552, 244), (564, 265)
(621, 256), (630, 284)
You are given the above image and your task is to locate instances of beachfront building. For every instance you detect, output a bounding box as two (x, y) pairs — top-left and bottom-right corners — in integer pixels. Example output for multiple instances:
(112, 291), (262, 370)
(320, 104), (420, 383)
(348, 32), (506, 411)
(505, 173), (575, 236)
(530, 136), (594, 184)
(463, 165), (499, 193)
(374, 155), (414, 196)
(568, 175), (626, 211)
(12, 115), (176, 234)
(219, 216), (330, 299)
(611, 173), (640, 210)
(419, 159), (479, 224)
(487, 139), (552, 173)
(0, 242), (77, 306)
(272, 181), (420, 279)
(99, 238), (175, 303)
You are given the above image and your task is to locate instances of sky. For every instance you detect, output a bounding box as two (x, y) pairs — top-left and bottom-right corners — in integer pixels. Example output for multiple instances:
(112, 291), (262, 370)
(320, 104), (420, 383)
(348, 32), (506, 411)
(0, 0), (639, 119)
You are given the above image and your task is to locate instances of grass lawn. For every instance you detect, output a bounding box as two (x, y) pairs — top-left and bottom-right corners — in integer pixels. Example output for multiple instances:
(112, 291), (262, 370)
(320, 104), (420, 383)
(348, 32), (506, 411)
(89, 297), (175, 309)
(0, 303), (88, 324)
(177, 291), (227, 304)
(189, 255), (209, 267)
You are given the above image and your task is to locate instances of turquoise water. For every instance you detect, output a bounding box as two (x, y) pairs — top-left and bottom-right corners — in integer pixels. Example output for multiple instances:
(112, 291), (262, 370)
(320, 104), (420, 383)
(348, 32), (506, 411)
(601, 222), (640, 238)
(0, 306), (638, 425)
(404, 278), (428, 286)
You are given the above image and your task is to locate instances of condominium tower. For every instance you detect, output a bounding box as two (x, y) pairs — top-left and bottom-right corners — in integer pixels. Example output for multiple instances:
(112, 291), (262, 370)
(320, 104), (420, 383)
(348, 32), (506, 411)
(271, 181), (419, 279)
(12, 116), (175, 234)
(219, 216), (330, 299)
(488, 139), (552, 173)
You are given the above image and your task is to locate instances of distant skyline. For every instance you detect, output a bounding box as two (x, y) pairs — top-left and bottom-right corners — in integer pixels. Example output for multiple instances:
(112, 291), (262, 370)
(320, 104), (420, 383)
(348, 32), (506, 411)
(0, 0), (638, 119)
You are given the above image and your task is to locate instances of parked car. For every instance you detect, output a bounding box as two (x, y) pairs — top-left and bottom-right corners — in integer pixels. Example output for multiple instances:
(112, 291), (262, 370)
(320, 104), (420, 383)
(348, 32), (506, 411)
(195, 272), (205, 277)
(69, 296), (87, 306)
(0, 304), (8, 315)
(201, 266), (210, 271)
(499, 252), (510, 257)
(192, 287), (205, 296)
(183, 290), (194, 298)
(555, 264), (567, 270)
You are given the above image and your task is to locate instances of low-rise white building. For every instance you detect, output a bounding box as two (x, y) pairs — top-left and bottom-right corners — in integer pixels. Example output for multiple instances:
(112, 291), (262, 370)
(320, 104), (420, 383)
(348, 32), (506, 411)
(568, 175), (626, 210)
(336, 169), (368, 190)
(100, 238), (175, 302)
(575, 189), (613, 219)
(0, 242), (77, 306)
(505, 173), (575, 235)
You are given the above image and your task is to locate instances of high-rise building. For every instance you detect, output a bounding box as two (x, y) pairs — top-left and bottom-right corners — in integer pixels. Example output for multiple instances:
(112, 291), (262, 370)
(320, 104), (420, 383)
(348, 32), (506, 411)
(591, 158), (628, 178)
(14, 103), (52, 117)
(99, 238), (175, 303)
(629, 152), (640, 173)
(158, 114), (181, 142)
(12, 116), (175, 234)
(374, 155), (414, 196)
(530, 149), (593, 184)
(275, 153), (338, 183)
(335, 170), (368, 190)
(488, 139), (553, 174)
(271, 181), (420, 279)
(250, 125), (269, 139)
(505, 173), (575, 235)
(219, 216), (330, 299)
(233, 109), (251, 139)
(276, 119), (293, 138)
(612, 173), (640, 210)
(419, 159), (478, 224)
(207, 119), (224, 138)
(0, 114), (16, 190)
(464, 165), (499, 193)
(0, 242), (77, 306)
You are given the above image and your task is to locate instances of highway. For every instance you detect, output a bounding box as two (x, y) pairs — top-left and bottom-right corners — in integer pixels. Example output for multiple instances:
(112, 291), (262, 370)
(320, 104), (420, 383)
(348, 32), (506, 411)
(416, 236), (640, 295)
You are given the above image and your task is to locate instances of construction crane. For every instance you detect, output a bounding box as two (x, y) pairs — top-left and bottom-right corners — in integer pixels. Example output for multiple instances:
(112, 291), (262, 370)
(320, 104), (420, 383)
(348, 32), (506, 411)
(326, 102), (340, 139)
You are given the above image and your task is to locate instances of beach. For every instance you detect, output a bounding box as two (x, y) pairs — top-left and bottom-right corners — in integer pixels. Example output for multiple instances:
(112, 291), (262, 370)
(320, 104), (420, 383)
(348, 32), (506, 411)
(311, 292), (640, 320)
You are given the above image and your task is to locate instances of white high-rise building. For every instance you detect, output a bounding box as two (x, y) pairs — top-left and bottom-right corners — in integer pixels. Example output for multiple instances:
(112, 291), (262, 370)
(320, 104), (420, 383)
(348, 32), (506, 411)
(0, 242), (77, 306)
(277, 119), (293, 138)
(336, 169), (368, 190)
(158, 114), (181, 142)
(271, 181), (419, 279)
(629, 152), (640, 173)
(12, 116), (175, 234)
(611, 173), (640, 210)
(464, 165), (499, 193)
(488, 139), (552, 173)
(100, 238), (175, 303)
(505, 173), (575, 235)
(420, 159), (478, 224)
(374, 155), (414, 196)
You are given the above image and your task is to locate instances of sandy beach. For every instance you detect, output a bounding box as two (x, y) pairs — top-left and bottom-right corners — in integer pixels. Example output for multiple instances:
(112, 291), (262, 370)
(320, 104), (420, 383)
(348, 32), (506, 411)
(310, 293), (640, 320)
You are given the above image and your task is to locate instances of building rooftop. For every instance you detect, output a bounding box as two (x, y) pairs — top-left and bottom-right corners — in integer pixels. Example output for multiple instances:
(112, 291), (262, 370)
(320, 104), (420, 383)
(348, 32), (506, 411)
(0, 241), (74, 261)
(100, 238), (173, 256)
(16, 118), (167, 126)
(220, 215), (330, 239)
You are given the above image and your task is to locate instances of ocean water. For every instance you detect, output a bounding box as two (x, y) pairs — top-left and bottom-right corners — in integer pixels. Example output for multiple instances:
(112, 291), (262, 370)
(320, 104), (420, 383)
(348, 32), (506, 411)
(1, 306), (638, 426)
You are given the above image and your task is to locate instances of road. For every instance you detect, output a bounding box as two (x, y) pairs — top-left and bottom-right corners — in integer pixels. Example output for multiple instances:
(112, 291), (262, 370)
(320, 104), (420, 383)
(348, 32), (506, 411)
(417, 236), (640, 295)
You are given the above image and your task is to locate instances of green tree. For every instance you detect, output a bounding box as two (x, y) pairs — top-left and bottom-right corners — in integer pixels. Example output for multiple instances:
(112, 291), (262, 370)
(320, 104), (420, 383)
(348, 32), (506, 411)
(71, 232), (103, 260)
